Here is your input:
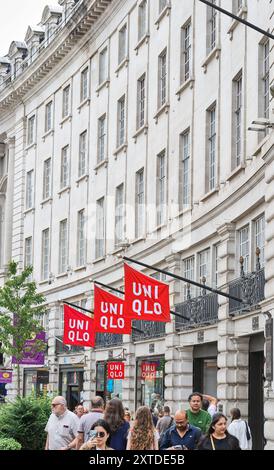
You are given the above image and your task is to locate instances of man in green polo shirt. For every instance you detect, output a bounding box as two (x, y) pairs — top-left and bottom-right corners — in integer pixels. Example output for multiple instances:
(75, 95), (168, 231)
(186, 392), (212, 434)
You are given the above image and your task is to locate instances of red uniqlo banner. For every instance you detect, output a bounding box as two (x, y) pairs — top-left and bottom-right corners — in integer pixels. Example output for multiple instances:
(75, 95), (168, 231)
(63, 305), (95, 347)
(107, 362), (125, 379)
(124, 263), (171, 322)
(141, 363), (158, 379)
(94, 285), (131, 334)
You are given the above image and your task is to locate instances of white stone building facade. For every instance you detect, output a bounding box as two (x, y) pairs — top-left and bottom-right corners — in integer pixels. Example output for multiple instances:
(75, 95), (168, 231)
(0, 0), (274, 449)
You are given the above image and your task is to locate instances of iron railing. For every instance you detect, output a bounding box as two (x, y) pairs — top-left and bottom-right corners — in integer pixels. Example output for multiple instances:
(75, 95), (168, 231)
(132, 320), (166, 341)
(55, 335), (84, 354)
(175, 292), (218, 330)
(229, 267), (265, 314)
(95, 333), (123, 348)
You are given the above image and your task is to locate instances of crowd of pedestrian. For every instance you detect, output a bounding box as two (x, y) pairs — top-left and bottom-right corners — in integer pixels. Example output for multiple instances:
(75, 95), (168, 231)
(44, 391), (252, 450)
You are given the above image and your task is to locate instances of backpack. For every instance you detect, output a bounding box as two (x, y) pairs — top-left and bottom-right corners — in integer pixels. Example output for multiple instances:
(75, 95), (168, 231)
(245, 421), (251, 441)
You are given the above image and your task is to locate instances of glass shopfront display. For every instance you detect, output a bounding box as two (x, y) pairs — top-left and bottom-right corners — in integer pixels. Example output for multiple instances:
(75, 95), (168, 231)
(96, 361), (123, 402)
(136, 356), (165, 409)
(59, 367), (83, 410)
(23, 369), (49, 397)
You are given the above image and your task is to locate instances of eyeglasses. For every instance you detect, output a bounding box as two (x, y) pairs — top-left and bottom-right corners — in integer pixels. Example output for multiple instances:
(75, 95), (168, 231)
(96, 432), (106, 438)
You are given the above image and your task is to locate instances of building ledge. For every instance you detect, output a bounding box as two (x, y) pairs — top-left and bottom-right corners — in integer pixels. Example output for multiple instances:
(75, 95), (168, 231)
(42, 129), (54, 142)
(76, 174), (89, 186)
(96, 79), (110, 96)
(94, 158), (108, 174)
(202, 45), (221, 73)
(25, 142), (36, 153)
(77, 97), (90, 113)
(200, 187), (219, 202)
(92, 256), (106, 265)
(58, 185), (71, 197)
(40, 197), (52, 207)
(176, 78), (194, 100)
(134, 34), (150, 55)
(115, 57), (129, 77)
(23, 207), (35, 216)
(132, 124), (148, 143)
(74, 265), (87, 272)
(155, 3), (171, 30)
(113, 143), (127, 159)
(227, 163), (246, 182)
(154, 102), (170, 123)
(56, 272), (68, 280)
(227, 7), (248, 40)
(60, 114), (72, 128)
(130, 236), (146, 245)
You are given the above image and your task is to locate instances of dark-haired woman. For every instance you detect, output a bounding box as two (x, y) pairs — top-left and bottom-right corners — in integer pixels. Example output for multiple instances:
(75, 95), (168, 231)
(79, 419), (113, 450)
(104, 398), (130, 450)
(197, 413), (241, 450)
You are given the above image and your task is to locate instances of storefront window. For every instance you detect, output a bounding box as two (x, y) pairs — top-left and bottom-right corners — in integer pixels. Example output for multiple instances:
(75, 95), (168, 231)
(96, 362), (123, 402)
(136, 356), (165, 409)
(23, 369), (49, 397)
(59, 368), (83, 410)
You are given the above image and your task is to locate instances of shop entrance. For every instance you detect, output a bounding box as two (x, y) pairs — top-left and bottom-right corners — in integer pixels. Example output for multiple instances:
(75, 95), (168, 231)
(95, 361), (123, 402)
(136, 356), (165, 410)
(59, 368), (83, 410)
(249, 334), (265, 450)
(193, 343), (218, 396)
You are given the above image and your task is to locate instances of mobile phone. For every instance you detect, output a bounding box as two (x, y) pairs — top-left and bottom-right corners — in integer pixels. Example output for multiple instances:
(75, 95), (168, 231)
(88, 430), (97, 440)
(173, 445), (183, 450)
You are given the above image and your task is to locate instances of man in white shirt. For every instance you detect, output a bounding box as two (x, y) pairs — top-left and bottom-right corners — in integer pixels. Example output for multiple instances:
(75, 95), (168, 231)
(228, 407), (252, 450)
(45, 396), (79, 450)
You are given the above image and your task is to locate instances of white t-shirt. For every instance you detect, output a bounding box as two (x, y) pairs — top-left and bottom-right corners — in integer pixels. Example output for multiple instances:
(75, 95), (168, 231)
(45, 410), (79, 450)
(228, 419), (252, 450)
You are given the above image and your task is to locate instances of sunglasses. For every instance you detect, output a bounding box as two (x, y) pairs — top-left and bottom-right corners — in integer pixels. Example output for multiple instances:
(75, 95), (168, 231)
(51, 403), (62, 407)
(96, 432), (106, 438)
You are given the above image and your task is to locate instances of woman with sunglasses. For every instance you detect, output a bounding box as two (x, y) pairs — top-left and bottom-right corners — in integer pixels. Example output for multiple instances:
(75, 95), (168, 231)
(197, 413), (241, 450)
(79, 419), (113, 450)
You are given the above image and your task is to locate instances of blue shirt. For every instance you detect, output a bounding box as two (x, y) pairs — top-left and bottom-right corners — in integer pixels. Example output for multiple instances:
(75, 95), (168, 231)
(110, 420), (130, 450)
(160, 424), (201, 450)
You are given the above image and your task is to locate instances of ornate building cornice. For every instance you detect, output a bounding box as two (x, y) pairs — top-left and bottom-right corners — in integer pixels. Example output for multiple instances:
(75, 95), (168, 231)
(0, 0), (113, 114)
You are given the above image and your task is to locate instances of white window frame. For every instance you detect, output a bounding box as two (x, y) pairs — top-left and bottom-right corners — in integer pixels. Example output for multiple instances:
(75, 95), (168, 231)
(118, 24), (127, 64)
(138, 0), (147, 41)
(137, 74), (146, 129)
(24, 236), (32, 268)
(59, 219), (68, 274)
(232, 72), (243, 169)
(62, 85), (70, 118)
(156, 150), (166, 226)
(136, 168), (145, 238)
(117, 95), (126, 147)
(80, 67), (88, 102)
(99, 48), (108, 85)
(79, 131), (87, 177)
(26, 170), (34, 210)
(115, 184), (124, 247)
(158, 48), (167, 108)
(181, 21), (191, 83)
(45, 101), (53, 133)
(41, 228), (50, 280)
(77, 209), (86, 266)
(96, 197), (105, 258)
(27, 115), (35, 146)
(60, 145), (69, 189)
(98, 115), (106, 163)
(43, 158), (51, 200)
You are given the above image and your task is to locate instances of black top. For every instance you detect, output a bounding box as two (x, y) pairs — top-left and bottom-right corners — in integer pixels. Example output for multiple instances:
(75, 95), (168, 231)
(197, 433), (241, 450)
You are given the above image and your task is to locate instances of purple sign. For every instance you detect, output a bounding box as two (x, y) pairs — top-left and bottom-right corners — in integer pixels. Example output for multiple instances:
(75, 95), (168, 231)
(0, 371), (12, 383)
(12, 331), (46, 365)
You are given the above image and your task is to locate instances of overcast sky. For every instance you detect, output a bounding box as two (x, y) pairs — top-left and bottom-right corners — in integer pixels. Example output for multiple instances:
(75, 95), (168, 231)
(0, 1), (50, 57)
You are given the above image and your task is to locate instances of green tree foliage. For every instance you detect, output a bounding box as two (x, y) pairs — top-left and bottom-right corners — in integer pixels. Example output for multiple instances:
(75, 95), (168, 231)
(0, 395), (51, 450)
(0, 262), (46, 396)
(0, 437), (22, 450)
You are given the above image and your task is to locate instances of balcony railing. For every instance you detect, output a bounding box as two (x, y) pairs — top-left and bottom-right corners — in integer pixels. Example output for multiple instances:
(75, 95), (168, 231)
(95, 333), (123, 349)
(229, 265), (265, 315)
(132, 320), (166, 341)
(175, 292), (218, 331)
(55, 335), (84, 354)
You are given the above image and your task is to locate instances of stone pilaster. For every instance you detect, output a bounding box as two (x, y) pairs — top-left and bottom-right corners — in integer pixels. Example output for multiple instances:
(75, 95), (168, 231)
(121, 338), (135, 410)
(83, 348), (96, 408)
(164, 254), (183, 410)
(262, 133), (274, 449)
(216, 223), (237, 414)
(3, 137), (15, 267)
(47, 302), (61, 395)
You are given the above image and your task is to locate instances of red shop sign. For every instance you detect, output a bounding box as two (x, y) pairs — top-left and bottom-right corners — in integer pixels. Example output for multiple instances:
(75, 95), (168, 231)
(141, 362), (158, 379)
(107, 362), (125, 380)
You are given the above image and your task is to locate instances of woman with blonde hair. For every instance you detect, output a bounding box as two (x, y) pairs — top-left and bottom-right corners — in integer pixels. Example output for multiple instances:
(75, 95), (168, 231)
(127, 406), (159, 450)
